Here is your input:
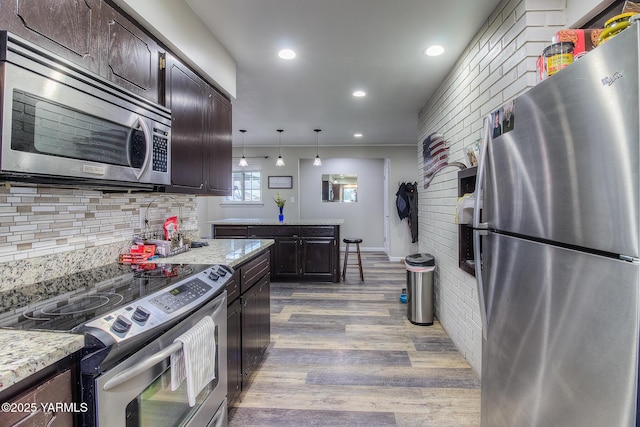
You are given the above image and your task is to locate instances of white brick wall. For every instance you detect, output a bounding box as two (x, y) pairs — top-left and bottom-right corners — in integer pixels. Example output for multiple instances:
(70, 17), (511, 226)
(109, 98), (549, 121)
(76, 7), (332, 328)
(417, 0), (566, 375)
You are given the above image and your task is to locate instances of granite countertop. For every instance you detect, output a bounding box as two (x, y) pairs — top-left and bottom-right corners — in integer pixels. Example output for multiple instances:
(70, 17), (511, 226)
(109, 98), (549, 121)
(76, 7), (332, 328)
(210, 218), (344, 226)
(168, 238), (274, 267)
(0, 238), (273, 394)
(0, 329), (84, 392)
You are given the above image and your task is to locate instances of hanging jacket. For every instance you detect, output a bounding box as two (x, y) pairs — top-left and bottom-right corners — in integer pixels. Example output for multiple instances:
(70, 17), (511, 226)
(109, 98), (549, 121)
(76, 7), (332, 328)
(395, 182), (409, 220)
(405, 182), (419, 243)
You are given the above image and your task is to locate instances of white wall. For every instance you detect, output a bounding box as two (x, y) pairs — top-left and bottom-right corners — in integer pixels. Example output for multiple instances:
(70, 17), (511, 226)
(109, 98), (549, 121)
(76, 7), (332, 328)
(299, 158), (384, 250)
(197, 144), (418, 260)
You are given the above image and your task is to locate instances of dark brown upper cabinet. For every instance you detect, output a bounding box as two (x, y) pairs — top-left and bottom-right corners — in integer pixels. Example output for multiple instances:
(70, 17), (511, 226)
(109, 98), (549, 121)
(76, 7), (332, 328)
(0, 0), (162, 104)
(101, 2), (161, 102)
(165, 54), (232, 195)
(204, 85), (232, 196)
(0, 0), (102, 74)
(165, 53), (206, 192)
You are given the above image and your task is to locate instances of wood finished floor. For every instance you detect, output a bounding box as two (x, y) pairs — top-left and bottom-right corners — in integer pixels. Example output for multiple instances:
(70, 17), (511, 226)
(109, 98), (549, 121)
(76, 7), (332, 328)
(228, 252), (481, 427)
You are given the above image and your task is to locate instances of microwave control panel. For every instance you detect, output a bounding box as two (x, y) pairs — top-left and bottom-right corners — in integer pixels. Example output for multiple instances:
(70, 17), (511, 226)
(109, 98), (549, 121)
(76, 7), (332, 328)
(152, 128), (169, 173)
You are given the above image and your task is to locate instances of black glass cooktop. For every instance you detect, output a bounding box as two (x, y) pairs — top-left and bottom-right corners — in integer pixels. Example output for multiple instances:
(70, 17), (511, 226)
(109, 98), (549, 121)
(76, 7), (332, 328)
(0, 263), (211, 332)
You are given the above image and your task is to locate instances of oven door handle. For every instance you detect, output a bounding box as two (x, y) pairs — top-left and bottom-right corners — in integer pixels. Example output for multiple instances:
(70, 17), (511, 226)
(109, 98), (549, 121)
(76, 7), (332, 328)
(102, 341), (182, 391)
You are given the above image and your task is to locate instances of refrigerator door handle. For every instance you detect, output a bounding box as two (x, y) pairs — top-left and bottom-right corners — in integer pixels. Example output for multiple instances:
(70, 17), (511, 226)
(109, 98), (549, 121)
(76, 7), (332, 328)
(473, 114), (492, 340)
(473, 115), (490, 230)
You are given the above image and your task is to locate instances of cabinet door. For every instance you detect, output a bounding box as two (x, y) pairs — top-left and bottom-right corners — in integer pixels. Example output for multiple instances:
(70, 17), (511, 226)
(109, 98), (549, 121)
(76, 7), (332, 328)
(101, 2), (160, 102)
(273, 238), (300, 278)
(0, 0), (101, 74)
(241, 285), (260, 384)
(204, 86), (232, 196)
(257, 275), (271, 355)
(226, 298), (242, 408)
(301, 239), (336, 279)
(165, 54), (205, 192)
(240, 274), (271, 386)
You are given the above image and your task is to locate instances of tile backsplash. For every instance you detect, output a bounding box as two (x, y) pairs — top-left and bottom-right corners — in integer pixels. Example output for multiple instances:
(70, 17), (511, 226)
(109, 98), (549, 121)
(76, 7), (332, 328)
(0, 185), (198, 290)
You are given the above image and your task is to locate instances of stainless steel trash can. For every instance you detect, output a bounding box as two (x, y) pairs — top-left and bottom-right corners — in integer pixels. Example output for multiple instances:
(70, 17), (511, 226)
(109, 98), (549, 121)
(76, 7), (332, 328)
(405, 253), (435, 325)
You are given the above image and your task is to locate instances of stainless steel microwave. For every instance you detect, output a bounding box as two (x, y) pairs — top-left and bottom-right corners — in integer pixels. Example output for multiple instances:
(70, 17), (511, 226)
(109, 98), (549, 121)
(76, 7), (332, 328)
(0, 32), (171, 189)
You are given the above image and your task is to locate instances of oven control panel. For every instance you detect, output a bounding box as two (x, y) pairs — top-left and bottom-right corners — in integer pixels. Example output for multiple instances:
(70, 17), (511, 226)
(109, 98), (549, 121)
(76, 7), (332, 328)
(82, 264), (232, 342)
(149, 279), (212, 313)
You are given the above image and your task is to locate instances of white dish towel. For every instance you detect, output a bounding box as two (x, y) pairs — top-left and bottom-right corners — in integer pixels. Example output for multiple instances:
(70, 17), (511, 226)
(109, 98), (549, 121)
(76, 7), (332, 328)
(170, 315), (217, 407)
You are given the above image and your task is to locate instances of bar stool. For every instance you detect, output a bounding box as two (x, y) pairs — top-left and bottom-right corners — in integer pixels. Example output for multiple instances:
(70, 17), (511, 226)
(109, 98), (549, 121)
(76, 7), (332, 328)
(342, 238), (364, 281)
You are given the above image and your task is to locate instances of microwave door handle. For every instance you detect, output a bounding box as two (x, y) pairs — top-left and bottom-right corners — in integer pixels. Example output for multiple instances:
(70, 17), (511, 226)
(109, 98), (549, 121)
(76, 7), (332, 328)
(133, 117), (152, 181)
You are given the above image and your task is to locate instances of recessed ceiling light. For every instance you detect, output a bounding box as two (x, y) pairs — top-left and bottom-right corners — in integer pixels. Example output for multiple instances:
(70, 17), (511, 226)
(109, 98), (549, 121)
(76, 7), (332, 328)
(354, 133), (363, 138)
(278, 49), (296, 59)
(352, 90), (366, 97)
(424, 45), (444, 56)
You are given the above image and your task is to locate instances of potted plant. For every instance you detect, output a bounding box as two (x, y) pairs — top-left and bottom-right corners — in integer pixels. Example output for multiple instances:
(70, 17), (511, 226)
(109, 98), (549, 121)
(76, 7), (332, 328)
(274, 192), (286, 222)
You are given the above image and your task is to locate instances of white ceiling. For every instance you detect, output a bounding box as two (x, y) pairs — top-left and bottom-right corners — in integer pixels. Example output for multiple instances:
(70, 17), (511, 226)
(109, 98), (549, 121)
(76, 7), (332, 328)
(185, 0), (502, 148)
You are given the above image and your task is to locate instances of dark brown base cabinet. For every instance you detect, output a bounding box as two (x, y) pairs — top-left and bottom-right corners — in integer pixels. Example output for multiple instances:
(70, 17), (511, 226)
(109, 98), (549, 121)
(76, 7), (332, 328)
(226, 249), (271, 408)
(2, 369), (75, 426)
(214, 224), (341, 283)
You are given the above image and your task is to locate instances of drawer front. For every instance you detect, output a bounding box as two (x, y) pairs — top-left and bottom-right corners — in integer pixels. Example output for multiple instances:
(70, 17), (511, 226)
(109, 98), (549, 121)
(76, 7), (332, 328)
(4, 369), (73, 426)
(241, 250), (271, 294)
(300, 226), (336, 238)
(214, 225), (248, 238)
(248, 225), (300, 237)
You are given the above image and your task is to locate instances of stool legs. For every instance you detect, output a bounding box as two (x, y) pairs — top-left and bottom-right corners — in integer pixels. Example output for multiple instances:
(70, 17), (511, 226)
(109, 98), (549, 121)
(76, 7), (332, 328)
(356, 243), (364, 281)
(342, 242), (350, 280)
(342, 242), (364, 281)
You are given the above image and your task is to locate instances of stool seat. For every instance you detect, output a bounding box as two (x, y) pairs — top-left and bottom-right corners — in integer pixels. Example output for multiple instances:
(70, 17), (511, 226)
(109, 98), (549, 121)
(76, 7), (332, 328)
(342, 237), (364, 281)
(343, 238), (363, 244)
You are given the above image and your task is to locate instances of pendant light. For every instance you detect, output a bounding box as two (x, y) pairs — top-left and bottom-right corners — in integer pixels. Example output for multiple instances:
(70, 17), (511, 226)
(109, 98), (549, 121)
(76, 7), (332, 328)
(313, 129), (322, 166)
(276, 129), (285, 167)
(238, 129), (248, 167)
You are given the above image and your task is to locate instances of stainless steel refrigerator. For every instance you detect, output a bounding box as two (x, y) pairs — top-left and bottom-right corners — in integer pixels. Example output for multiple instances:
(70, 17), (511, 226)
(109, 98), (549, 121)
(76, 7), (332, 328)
(473, 24), (640, 427)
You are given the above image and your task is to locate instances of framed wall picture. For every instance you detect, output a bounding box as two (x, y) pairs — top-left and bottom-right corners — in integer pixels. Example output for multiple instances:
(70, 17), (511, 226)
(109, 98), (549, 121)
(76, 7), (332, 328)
(268, 176), (293, 189)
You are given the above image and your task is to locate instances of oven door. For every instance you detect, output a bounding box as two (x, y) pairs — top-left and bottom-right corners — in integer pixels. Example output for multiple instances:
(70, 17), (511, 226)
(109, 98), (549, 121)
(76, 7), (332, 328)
(94, 292), (227, 427)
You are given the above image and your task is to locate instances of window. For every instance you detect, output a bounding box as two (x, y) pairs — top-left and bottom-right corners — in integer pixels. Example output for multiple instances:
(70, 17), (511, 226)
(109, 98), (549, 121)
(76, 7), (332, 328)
(226, 171), (261, 202)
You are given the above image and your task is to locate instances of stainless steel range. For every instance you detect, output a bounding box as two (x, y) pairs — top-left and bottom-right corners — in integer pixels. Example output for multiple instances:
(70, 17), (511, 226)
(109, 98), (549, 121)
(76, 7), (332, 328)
(0, 262), (230, 427)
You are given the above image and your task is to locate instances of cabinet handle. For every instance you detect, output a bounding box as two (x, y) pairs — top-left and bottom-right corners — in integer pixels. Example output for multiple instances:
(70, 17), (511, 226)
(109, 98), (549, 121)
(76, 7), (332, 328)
(46, 413), (58, 427)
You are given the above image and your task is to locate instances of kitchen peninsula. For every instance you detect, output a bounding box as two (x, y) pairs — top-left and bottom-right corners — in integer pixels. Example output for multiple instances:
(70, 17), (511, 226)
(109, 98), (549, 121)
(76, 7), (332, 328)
(211, 219), (343, 282)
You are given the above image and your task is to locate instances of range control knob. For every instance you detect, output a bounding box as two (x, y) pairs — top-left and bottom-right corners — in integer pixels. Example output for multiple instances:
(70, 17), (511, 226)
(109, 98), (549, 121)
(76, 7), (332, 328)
(132, 306), (151, 323)
(112, 315), (132, 334)
(208, 272), (220, 281)
(217, 267), (227, 276)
